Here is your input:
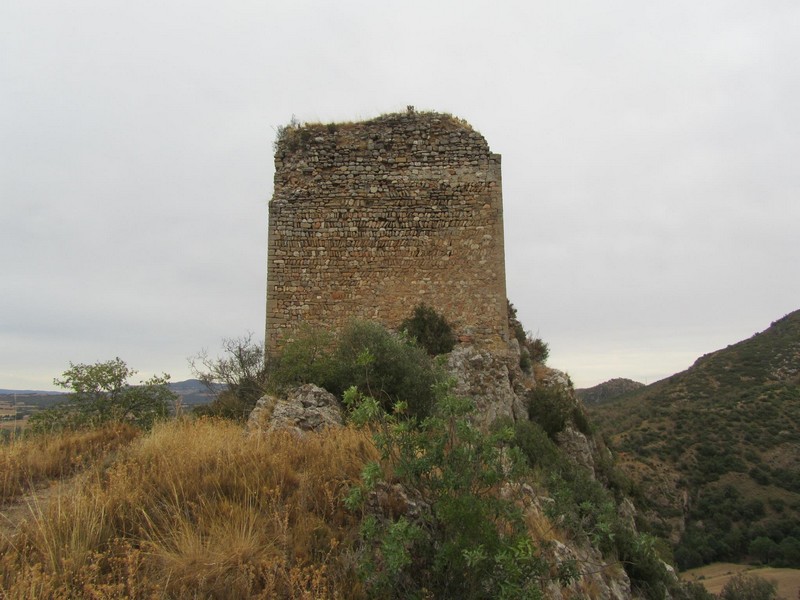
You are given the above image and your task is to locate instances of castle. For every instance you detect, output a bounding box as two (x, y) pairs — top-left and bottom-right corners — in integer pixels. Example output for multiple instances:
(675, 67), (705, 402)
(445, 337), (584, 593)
(266, 110), (509, 355)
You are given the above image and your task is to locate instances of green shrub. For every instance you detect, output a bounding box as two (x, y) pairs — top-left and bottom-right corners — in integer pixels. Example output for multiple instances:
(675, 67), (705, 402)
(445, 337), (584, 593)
(519, 349), (533, 373)
(507, 300), (527, 346)
(572, 406), (592, 435)
(512, 420), (561, 470)
(718, 573), (777, 600)
(676, 581), (715, 600)
(400, 303), (456, 356)
(345, 382), (548, 599)
(273, 320), (443, 420)
(527, 385), (570, 439)
(29, 358), (173, 433)
(269, 326), (336, 389)
(527, 336), (550, 364)
(749, 536), (778, 564)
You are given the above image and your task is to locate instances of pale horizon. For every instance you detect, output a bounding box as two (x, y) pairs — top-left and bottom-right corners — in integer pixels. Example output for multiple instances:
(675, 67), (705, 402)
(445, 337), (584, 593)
(3, 1), (799, 392)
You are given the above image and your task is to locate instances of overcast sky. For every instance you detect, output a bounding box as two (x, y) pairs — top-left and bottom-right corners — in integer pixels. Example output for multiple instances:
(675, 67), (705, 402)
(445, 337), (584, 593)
(2, 0), (798, 391)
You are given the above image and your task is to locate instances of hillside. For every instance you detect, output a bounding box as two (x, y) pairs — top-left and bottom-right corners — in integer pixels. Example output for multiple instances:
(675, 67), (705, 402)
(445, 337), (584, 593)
(577, 378), (645, 405)
(589, 309), (800, 569)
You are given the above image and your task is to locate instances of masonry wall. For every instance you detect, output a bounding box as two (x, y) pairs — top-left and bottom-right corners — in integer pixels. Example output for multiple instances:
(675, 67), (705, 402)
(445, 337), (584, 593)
(266, 111), (509, 354)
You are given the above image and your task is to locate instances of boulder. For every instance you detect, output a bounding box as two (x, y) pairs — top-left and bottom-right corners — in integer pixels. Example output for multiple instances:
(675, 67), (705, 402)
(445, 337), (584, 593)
(247, 383), (343, 433)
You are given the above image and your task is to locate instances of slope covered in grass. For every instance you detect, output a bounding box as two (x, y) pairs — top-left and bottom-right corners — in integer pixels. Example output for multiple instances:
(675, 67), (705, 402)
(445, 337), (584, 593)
(1, 419), (377, 599)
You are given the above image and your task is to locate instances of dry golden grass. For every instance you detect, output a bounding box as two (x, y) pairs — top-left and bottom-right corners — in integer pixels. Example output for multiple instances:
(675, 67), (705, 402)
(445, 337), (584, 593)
(0, 418), (378, 599)
(0, 423), (139, 505)
(682, 562), (800, 598)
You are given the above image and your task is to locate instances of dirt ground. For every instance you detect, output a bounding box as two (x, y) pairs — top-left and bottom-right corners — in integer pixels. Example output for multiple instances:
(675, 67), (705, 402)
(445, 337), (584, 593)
(682, 562), (800, 598)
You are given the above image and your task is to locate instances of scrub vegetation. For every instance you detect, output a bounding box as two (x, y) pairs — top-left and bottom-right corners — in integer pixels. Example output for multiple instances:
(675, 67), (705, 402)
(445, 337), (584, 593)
(589, 310), (800, 570)
(2, 306), (713, 598)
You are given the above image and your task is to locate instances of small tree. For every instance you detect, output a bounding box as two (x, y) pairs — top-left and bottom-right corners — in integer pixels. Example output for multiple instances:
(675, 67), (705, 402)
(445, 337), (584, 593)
(749, 536), (778, 564)
(344, 380), (548, 598)
(400, 303), (456, 356)
(718, 572), (777, 600)
(189, 333), (269, 421)
(29, 358), (173, 433)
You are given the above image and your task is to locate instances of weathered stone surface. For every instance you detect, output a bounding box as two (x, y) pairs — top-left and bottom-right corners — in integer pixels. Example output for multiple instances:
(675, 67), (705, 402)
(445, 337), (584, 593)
(446, 345), (527, 429)
(501, 481), (638, 599)
(266, 110), (509, 355)
(247, 394), (278, 431)
(247, 384), (343, 433)
(556, 426), (597, 478)
(543, 539), (635, 600)
(365, 481), (430, 523)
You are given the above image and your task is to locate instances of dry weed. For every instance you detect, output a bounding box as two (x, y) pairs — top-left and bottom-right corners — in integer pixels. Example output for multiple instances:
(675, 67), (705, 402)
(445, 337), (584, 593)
(1, 418), (377, 599)
(0, 423), (139, 505)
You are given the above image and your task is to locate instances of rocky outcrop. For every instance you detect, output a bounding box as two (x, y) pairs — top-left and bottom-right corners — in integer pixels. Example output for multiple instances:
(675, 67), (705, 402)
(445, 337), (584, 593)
(499, 481), (639, 599)
(446, 345), (528, 429)
(556, 426), (598, 478)
(543, 539), (635, 600)
(247, 384), (343, 433)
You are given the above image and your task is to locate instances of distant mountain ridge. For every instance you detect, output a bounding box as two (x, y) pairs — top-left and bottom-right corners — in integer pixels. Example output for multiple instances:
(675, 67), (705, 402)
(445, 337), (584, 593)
(0, 379), (218, 408)
(576, 377), (645, 405)
(0, 389), (63, 396)
(588, 309), (800, 570)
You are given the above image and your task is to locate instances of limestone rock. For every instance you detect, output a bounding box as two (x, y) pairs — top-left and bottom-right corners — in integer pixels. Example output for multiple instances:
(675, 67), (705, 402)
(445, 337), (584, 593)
(556, 426), (597, 478)
(446, 345), (527, 429)
(504, 481), (638, 599)
(247, 384), (343, 433)
(505, 335), (537, 396)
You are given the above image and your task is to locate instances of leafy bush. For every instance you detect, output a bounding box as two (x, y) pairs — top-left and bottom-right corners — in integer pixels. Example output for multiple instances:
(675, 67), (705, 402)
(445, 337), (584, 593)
(718, 573), (777, 600)
(269, 325), (336, 389)
(28, 358), (173, 433)
(345, 381), (548, 599)
(512, 420), (561, 470)
(749, 536), (777, 563)
(527, 337), (550, 364)
(400, 303), (456, 356)
(527, 385), (571, 439)
(508, 300), (527, 347)
(676, 581), (715, 600)
(274, 320), (443, 420)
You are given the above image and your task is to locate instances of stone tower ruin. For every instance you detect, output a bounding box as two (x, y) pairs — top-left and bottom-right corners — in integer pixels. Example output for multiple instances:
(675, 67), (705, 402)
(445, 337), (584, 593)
(266, 110), (509, 355)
